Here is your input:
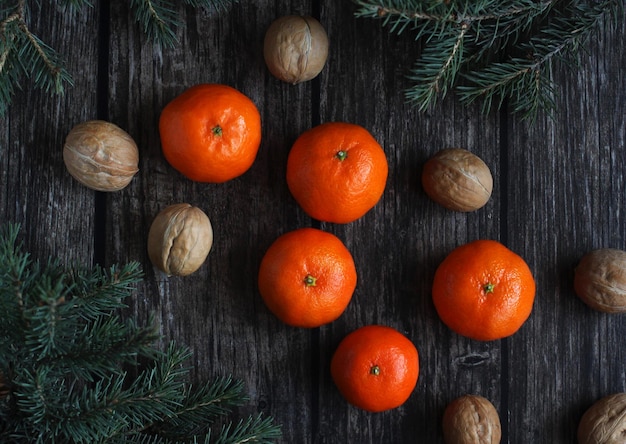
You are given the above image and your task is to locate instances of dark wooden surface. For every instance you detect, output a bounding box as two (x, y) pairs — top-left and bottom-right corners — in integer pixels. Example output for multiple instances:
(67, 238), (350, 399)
(1, 1), (625, 443)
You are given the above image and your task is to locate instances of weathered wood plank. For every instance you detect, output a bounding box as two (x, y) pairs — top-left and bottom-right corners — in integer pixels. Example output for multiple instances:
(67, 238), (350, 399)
(316, 2), (504, 442)
(1, 1), (624, 443)
(505, 10), (626, 444)
(105, 2), (322, 442)
(0, 2), (99, 265)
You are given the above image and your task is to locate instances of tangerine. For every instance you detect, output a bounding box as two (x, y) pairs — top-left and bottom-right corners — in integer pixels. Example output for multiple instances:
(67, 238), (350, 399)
(330, 325), (419, 412)
(257, 228), (357, 328)
(159, 83), (262, 183)
(286, 122), (388, 224)
(432, 239), (536, 341)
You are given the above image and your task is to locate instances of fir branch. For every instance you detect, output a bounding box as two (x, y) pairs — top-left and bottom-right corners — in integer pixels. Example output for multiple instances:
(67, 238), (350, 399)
(0, 223), (32, 339)
(353, 0), (554, 113)
(11, 365), (66, 432)
(0, 223), (281, 444)
(0, 0), (73, 114)
(17, 21), (72, 94)
(355, 0), (551, 41)
(57, 0), (94, 11)
(130, 0), (180, 48)
(129, 0), (240, 48)
(23, 280), (74, 360)
(56, 343), (192, 442)
(66, 262), (143, 319)
(458, 0), (620, 119)
(353, 0), (622, 119)
(456, 56), (555, 120)
(45, 315), (162, 381)
(0, 5), (22, 113)
(212, 414), (282, 444)
(150, 376), (248, 438)
(184, 0), (239, 12)
(0, 0), (238, 115)
(13, 261), (144, 364)
(405, 24), (470, 111)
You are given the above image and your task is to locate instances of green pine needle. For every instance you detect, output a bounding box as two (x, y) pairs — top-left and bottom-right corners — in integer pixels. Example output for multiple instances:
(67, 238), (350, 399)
(130, 0), (240, 48)
(0, 223), (281, 444)
(0, 2), (74, 114)
(213, 414), (283, 444)
(130, 0), (180, 48)
(184, 0), (239, 11)
(405, 25), (470, 111)
(354, 0), (622, 120)
(0, 0), (239, 115)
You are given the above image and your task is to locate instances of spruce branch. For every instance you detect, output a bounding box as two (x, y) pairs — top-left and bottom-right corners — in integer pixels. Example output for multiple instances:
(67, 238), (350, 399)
(213, 414), (283, 444)
(149, 376), (249, 438)
(129, 0), (240, 48)
(57, 0), (94, 11)
(353, 0), (622, 119)
(0, 0), (239, 116)
(0, 223), (281, 444)
(0, 0), (73, 115)
(405, 24), (470, 111)
(458, 0), (620, 119)
(130, 0), (180, 48)
(46, 314), (162, 381)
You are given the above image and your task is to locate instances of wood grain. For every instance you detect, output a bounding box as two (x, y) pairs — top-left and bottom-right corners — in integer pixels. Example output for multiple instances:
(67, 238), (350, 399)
(0, 2), (99, 265)
(0, 1), (624, 443)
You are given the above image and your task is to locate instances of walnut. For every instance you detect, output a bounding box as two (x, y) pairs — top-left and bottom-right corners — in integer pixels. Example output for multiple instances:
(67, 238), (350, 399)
(263, 15), (329, 84)
(574, 248), (626, 313)
(442, 395), (501, 444)
(422, 148), (493, 212)
(577, 393), (626, 444)
(63, 120), (139, 191)
(147, 203), (213, 277)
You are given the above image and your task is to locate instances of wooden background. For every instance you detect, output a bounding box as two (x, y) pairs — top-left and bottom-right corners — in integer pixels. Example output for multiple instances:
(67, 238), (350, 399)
(1, 1), (625, 442)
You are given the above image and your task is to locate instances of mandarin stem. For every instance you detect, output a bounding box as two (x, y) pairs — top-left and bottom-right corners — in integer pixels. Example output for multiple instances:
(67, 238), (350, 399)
(483, 282), (495, 293)
(304, 274), (317, 287)
(212, 125), (223, 136)
(370, 365), (380, 376)
(335, 150), (347, 161)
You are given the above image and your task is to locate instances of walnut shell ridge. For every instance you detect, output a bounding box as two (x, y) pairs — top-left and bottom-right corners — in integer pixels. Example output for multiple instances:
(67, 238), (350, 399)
(422, 148), (493, 212)
(263, 15), (329, 84)
(574, 248), (626, 313)
(577, 393), (626, 444)
(442, 395), (501, 444)
(63, 120), (139, 192)
(147, 203), (213, 277)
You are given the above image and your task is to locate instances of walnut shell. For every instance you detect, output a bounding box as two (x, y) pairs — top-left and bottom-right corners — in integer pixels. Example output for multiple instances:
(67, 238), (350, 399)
(577, 393), (626, 444)
(63, 120), (139, 191)
(574, 248), (626, 313)
(422, 148), (493, 212)
(442, 395), (502, 444)
(147, 203), (213, 277)
(263, 15), (329, 84)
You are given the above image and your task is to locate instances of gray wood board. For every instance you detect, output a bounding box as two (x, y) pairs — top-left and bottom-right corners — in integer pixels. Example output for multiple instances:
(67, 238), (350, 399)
(0, 2), (624, 443)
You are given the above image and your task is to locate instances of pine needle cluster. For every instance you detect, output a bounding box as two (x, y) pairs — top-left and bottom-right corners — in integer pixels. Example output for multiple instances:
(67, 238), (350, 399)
(353, 0), (623, 119)
(0, 224), (280, 444)
(0, 0), (238, 115)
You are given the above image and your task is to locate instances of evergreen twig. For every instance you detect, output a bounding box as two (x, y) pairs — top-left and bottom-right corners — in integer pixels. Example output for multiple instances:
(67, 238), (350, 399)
(0, 223), (281, 444)
(0, 0), (73, 115)
(353, 0), (623, 119)
(0, 0), (238, 115)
